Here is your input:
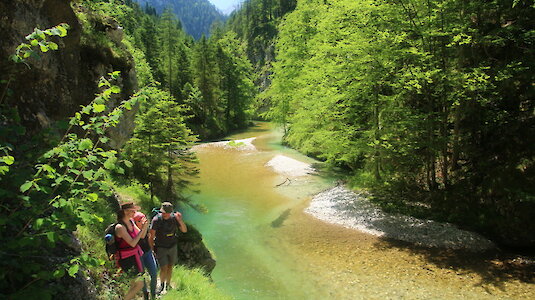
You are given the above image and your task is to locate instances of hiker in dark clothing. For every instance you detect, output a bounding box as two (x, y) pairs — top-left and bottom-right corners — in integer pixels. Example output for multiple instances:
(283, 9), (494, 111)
(149, 202), (187, 294)
(114, 202), (149, 300)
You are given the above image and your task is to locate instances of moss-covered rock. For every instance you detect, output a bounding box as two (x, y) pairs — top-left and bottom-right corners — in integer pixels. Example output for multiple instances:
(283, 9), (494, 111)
(176, 224), (217, 274)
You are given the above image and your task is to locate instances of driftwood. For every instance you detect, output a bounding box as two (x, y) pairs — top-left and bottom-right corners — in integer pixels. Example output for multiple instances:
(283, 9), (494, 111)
(275, 177), (291, 187)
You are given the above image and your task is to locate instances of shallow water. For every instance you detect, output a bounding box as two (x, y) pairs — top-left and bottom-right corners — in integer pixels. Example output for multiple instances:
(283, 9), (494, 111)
(183, 122), (534, 299)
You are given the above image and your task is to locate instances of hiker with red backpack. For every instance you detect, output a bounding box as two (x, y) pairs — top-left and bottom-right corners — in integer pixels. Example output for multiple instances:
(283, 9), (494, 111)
(114, 202), (149, 300)
(149, 202), (187, 294)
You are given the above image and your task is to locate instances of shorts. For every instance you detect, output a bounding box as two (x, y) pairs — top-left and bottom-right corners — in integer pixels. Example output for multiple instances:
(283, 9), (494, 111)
(156, 244), (177, 267)
(118, 255), (144, 278)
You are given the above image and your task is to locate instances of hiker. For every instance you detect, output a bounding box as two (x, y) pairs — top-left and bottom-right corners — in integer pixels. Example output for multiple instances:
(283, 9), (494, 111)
(133, 212), (158, 300)
(149, 202), (187, 294)
(115, 202), (149, 300)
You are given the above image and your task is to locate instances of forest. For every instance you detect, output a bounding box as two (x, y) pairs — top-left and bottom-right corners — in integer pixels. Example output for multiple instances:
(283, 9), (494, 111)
(0, 0), (533, 298)
(130, 0), (227, 39)
(264, 0), (534, 248)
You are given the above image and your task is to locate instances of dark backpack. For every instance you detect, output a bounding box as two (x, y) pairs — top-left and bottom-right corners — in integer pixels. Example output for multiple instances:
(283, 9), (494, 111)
(104, 223), (118, 259)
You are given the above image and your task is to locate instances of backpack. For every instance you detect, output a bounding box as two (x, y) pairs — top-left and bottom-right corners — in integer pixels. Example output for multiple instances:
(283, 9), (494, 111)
(150, 207), (161, 221)
(104, 223), (118, 259)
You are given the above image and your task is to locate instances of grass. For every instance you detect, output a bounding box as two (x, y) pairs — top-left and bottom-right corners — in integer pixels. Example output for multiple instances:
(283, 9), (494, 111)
(162, 266), (231, 300)
(227, 140), (245, 147)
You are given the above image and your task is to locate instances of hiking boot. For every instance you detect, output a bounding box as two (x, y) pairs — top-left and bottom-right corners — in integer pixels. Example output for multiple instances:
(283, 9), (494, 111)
(156, 283), (165, 295)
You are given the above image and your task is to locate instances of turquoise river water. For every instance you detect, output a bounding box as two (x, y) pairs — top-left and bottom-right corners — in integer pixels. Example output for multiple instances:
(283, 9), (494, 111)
(182, 122), (534, 300)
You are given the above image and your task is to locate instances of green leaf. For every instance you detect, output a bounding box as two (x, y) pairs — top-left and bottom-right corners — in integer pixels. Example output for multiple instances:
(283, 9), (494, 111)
(99, 137), (109, 144)
(110, 85), (121, 94)
(81, 105), (92, 114)
(2, 156), (14, 165)
(35, 218), (44, 229)
(42, 164), (55, 173)
(78, 138), (93, 151)
(53, 269), (65, 279)
(20, 181), (33, 193)
(46, 232), (56, 243)
(109, 71), (121, 79)
(48, 42), (58, 50)
(57, 25), (68, 37)
(30, 39), (38, 46)
(0, 166), (9, 175)
(82, 170), (93, 180)
(39, 43), (49, 53)
(93, 104), (106, 113)
(68, 264), (79, 277)
(87, 193), (98, 202)
(59, 197), (68, 207)
(103, 157), (116, 170)
(123, 160), (133, 168)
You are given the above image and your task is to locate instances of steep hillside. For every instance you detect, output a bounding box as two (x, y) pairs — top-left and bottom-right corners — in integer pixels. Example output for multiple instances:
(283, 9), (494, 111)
(0, 0), (138, 148)
(133, 0), (226, 39)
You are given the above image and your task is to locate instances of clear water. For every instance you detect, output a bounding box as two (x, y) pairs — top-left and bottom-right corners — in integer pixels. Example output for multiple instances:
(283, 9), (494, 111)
(182, 122), (534, 300)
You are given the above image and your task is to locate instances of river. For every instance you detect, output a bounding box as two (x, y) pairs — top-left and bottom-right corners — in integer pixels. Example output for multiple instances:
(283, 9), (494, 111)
(183, 122), (534, 299)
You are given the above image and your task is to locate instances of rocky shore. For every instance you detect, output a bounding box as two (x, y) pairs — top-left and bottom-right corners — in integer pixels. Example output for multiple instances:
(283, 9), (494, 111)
(305, 186), (495, 251)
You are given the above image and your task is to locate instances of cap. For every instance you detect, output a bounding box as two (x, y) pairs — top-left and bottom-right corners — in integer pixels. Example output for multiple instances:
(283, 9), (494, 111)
(133, 211), (145, 221)
(160, 202), (173, 213)
(120, 202), (140, 211)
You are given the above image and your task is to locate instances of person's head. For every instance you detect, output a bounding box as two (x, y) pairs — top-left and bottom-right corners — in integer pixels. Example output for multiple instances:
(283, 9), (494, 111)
(117, 201), (140, 222)
(160, 202), (173, 219)
(133, 211), (145, 229)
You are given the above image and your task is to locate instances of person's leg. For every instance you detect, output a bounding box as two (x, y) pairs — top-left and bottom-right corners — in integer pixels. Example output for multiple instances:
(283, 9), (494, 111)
(145, 251), (158, 298)
(124, 278), (144, 300)
(164, 264), (172, 287)
(165, 244), (178, 288)
(156, 247), (170, 293)
(160, 264), (170, 287)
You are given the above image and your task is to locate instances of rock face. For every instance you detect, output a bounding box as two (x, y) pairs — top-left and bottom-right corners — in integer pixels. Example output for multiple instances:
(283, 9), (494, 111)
(0, 0), (137, 148)
(176, 225), (216, 274)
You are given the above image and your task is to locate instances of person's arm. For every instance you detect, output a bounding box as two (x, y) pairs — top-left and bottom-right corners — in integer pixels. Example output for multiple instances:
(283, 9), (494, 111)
(148, 216), (157, 251)
(148, 228), (156, 251)
(115, 219), (148, 248)
(175, 212), (187, 233)
(134, 221), (148, 238)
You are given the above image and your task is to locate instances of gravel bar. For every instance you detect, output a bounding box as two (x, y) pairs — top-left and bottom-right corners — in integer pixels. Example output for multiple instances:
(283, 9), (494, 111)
(305, 186), (495, 251)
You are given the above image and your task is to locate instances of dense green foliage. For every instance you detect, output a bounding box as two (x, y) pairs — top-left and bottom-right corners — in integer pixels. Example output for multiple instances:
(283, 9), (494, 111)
(1, 61), (142, 299)
(226, 0), (297, 115)
(123, 87), (200, 207)
(227, 0), (297, 65)
(87, 0), (255, 139)
(132, 0), (227, 39)
(267, 0), (535, 246)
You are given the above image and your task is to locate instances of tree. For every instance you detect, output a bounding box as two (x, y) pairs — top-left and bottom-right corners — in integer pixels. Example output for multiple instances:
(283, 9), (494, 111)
(124, 87), (198, 204)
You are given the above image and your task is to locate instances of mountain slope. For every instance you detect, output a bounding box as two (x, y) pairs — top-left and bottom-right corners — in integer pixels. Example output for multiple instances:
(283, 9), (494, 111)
(134, 0), (226, 39)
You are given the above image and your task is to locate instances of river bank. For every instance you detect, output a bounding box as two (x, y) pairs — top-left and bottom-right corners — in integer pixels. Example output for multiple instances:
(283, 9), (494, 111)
(262, 150), (495, 251)
(305, 185), (496, 251)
